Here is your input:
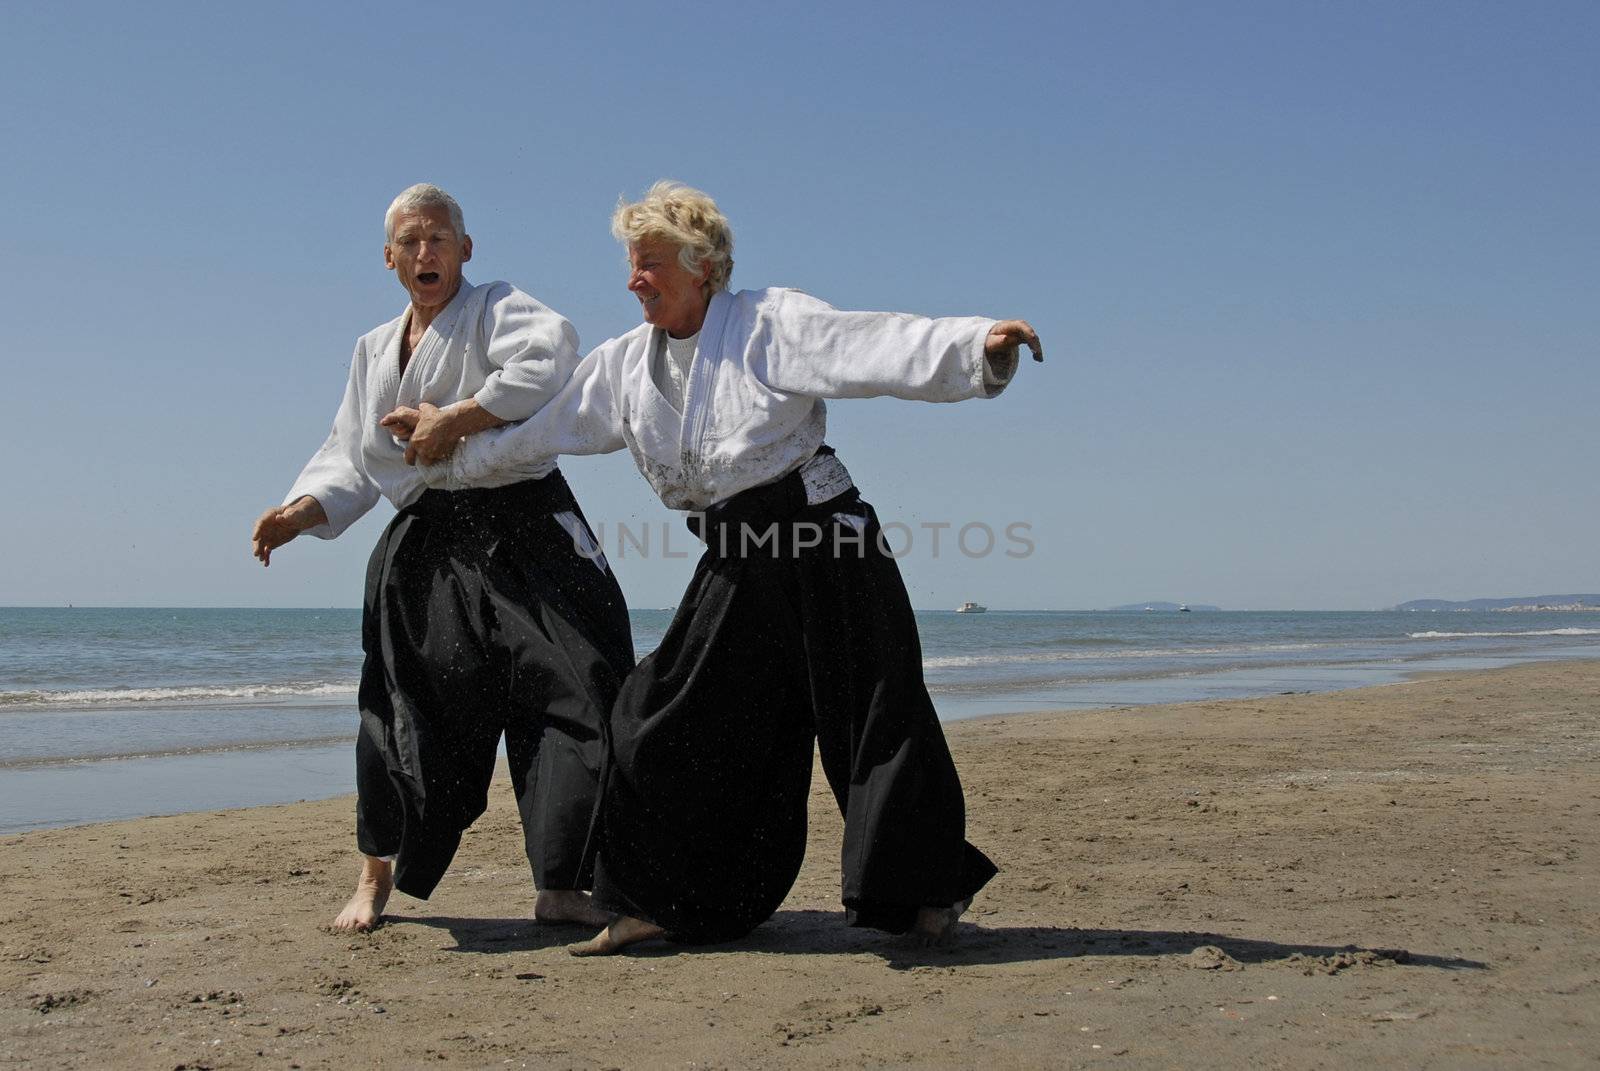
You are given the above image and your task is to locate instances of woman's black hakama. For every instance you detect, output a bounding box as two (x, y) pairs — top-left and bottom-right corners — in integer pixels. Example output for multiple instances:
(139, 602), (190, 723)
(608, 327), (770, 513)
(592, 459), (995, 942)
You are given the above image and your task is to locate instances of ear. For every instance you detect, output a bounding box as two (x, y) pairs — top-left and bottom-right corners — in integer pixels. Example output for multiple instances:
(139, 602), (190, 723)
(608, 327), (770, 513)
(383, 243), (397, 271)
(461, 234), (473, 263)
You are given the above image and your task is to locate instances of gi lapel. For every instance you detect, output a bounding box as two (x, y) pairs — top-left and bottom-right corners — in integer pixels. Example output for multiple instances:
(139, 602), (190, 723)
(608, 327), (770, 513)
(680, 290), (733, 479)
(397, 281), (475, 405)
(371, 318), (408, 432)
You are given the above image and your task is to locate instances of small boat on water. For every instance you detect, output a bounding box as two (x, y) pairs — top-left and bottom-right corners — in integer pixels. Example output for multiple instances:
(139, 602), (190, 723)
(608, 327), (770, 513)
(1178, 604), (1191, 612)
(956, 601), (987, 614)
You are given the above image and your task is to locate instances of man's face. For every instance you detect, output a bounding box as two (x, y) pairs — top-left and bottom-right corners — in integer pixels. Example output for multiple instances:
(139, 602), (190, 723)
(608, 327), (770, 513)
(385, 206), (472, 311)
(627, 238), (710, 337)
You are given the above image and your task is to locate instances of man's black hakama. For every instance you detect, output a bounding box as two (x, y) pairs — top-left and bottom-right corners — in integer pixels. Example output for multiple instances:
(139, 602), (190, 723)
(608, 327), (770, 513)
(591, 455), (996, 942)
(354, 472), (634, 900)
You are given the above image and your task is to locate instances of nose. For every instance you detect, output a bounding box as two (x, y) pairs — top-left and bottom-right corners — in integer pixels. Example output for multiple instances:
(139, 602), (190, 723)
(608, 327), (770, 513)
(627, 269), (646, 292)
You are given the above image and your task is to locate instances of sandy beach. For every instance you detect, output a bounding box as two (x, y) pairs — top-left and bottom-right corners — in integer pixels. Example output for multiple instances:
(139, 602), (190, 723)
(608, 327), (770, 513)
(2, 659), (1596, 1069)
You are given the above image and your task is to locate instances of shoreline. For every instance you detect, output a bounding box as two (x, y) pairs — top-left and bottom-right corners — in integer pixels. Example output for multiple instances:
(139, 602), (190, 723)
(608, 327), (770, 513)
(6, 647), (1598, 836)
(3, 659), (1597, 1067)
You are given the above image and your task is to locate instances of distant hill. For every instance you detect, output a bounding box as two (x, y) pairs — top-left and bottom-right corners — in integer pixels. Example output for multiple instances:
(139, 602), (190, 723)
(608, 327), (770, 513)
(1106, 602), (1222, 612)
(1394, 594), (1600, 612)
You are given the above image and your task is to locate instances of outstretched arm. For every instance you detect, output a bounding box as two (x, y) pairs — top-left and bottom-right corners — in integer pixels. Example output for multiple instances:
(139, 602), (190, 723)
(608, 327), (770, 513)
(754, 289), (1043, 402)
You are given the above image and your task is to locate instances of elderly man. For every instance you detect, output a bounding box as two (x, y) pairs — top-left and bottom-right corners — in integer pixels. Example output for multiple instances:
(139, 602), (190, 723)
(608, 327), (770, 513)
(250, 184), (633, 932)
(398, 181), (1041, 954)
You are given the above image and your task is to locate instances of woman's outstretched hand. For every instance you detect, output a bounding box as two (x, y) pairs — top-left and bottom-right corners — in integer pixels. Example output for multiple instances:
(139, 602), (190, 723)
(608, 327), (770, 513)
(985, 320), (1043, 363)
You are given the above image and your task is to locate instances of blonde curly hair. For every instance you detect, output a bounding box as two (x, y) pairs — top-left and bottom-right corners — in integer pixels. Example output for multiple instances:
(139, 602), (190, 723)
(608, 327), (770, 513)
(611, 180), (735, 293)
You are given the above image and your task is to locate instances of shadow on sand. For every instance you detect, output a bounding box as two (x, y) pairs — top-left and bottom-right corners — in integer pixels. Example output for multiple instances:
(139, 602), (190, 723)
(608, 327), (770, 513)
(392, 909), (1487, 972)
(396, 914), (596, 954)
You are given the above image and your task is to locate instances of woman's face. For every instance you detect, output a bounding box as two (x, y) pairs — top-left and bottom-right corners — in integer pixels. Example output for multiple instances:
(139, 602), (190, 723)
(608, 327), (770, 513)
(627, 238), (711, 338)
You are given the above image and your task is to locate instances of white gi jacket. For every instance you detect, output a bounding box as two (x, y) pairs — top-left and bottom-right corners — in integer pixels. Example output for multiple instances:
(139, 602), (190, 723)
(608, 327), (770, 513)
(423, 287), (1014, 510)
(286, 280), (581, 537)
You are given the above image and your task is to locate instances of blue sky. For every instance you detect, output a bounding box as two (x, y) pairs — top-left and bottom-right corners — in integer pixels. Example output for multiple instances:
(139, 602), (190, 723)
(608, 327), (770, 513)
(3, 1), (1595, 610)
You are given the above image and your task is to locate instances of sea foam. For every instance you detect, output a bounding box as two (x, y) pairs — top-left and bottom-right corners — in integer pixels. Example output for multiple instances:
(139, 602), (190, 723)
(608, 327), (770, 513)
(1408, 628), (1600, 639)
(0, 682), (357, 708)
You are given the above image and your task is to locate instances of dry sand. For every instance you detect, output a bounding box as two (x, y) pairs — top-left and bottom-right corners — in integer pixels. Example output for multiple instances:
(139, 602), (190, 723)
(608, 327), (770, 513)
(3, 660), (1597, 1069)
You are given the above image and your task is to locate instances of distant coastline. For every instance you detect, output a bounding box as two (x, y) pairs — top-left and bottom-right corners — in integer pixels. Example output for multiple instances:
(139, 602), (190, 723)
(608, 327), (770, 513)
(1394, 594), (1600, 613)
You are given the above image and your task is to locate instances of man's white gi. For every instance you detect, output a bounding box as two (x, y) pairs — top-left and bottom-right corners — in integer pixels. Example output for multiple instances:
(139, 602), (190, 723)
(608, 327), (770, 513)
(287, 280), (580, 535)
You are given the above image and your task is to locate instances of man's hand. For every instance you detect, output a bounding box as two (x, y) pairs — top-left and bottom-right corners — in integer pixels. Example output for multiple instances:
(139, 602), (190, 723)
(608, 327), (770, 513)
(380, 405), (422, 440)
(251, 496), (328, 566)
(381, 399), (508, 465)
(985, 320), (1044, 363)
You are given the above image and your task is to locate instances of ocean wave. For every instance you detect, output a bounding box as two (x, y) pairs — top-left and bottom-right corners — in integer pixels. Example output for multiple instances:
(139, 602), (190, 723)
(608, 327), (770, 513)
(921, 641), (1330, 670)
(0, 734), (351, 770)
(1408, 628), (1600, 640)
(1009, 635), (1136, 650)
(0, 682), (357, 708)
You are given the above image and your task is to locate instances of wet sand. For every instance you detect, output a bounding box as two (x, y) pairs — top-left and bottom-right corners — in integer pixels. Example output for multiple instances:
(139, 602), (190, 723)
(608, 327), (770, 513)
(2, 660), (1596, 1069)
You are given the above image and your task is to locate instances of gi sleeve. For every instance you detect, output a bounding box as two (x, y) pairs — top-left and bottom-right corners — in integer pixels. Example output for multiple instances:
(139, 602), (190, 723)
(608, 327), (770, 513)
(471, 283), (584, 422)
(750, 288), (1013, 402)
(424, 340), (628, 489)
(283, 340), (382, 539)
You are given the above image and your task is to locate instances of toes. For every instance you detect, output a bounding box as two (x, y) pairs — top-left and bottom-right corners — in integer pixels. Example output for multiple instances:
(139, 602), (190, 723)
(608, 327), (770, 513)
(900, 904), (965, 949)
(567, 936), (614, 957)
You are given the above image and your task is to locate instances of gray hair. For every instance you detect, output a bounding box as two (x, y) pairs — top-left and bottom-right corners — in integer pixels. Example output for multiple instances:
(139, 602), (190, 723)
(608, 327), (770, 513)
(384, 183), (466, 241)
(612, 180), (735, 294)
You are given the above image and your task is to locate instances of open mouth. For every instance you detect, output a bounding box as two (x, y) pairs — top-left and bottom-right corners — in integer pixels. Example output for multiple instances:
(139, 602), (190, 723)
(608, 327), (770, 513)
(417, 272), (440, 285)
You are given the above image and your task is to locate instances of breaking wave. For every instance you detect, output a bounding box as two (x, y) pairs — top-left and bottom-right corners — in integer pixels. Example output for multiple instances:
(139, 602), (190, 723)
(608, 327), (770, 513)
(1408, 628), (1600, 640)
(0, 682), (357, 708)
(922, 642), (1329, 670)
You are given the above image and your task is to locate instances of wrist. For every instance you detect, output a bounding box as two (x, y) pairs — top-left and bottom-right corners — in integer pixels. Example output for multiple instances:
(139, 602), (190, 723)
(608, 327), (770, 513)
(284, 496), (326, 531)
(451, 398), (507, 435)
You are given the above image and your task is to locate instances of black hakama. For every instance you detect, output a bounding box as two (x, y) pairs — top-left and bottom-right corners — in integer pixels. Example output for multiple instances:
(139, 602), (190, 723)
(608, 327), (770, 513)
(591, 457), (996, 942)
(354, 471), (634, 900)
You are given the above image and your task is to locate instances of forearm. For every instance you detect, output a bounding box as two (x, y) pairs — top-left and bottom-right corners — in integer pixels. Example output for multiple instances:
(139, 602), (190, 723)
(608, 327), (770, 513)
(282, 495), (329, 532)
(442, 398), (510, 438)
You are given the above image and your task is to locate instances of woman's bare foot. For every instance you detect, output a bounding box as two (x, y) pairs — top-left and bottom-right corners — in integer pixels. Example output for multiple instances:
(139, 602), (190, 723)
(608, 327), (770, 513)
(330, 855), (393, 932)
(905, 898), (971, 948)
(534, 889), (614, 928)
(567, 915), (666, 957)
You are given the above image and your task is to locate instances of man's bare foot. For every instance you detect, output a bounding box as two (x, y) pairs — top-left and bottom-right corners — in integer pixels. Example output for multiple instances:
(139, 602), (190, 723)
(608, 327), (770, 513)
(904, 898), (971, 948)
(567, 915), (666, 957)
(330, 855), (392, 933)
(534, 889), (613, 928)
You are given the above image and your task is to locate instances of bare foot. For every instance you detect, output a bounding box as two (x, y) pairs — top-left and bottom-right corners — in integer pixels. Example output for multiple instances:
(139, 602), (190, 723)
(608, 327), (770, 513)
(567, 915), (666, 957)
(330, 855), (392, 933)
(904, 898), (971, 948)
(534, 889), (613, 928)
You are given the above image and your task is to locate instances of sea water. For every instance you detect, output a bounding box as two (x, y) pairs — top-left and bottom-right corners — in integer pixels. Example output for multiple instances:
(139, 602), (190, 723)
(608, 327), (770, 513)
(3, 606), (1596, 832)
